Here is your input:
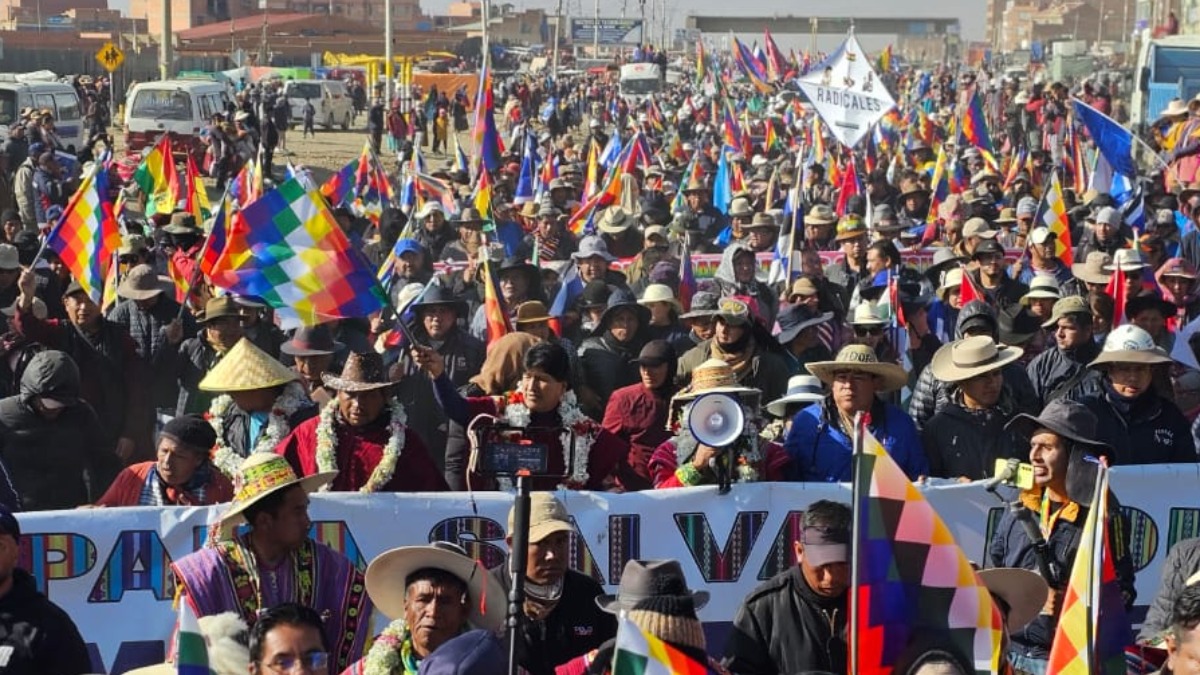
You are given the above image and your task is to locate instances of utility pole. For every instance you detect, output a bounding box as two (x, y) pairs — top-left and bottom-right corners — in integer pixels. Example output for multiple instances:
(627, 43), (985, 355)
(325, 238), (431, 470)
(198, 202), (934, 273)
(482, 0), (490, 70)
(592, 0), (598, 57)
(551, 0), (562, 80)
(385, 0), (393, 104)
(160, 0), (172, 79)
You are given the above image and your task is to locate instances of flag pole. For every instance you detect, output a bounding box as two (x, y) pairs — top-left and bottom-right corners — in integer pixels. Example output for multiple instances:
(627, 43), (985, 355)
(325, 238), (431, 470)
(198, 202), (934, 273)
(848, 410), (864, 675)
(176, 183), (233, 320)
(32, 158), (104, 268)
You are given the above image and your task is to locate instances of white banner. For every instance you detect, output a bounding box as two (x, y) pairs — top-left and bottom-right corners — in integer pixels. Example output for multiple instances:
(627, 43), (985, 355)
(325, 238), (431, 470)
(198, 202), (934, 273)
(796, 35), (896, 148)
(21, 465), (1197, 673)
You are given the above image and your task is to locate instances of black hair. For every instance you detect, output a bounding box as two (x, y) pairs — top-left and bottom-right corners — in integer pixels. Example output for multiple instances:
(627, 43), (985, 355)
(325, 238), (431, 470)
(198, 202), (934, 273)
(1173, 583), (1200, 644)
(524, 342), (571, 384)
(248, 602), (328, 664)
(243, 484), (302, 528)
(803, 500), (851, 531)
(405, 567), (469, 597)
(868, 240), (902, 268)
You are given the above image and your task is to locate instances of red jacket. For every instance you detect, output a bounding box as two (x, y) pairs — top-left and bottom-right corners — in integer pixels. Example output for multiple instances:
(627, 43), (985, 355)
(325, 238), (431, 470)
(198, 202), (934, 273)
(600, 383), (672, 491)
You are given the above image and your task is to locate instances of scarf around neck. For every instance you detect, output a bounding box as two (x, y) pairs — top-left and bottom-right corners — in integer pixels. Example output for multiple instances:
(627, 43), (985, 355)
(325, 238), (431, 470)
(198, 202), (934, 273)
(711, 333), (755, 378)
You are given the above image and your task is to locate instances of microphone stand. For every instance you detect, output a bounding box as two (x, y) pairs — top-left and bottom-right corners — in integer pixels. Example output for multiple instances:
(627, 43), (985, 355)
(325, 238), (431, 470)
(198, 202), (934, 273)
(985, 483), (1062, 588)
(507, 471), (531, 675)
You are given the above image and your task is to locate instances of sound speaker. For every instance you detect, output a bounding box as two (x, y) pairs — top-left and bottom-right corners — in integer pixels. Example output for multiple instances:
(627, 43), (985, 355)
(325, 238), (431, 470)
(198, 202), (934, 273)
(687, 394), (745, 448)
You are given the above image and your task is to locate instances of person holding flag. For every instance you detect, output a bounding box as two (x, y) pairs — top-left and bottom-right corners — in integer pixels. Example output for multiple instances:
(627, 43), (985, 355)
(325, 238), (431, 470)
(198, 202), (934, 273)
(988, 399), (1136, 675)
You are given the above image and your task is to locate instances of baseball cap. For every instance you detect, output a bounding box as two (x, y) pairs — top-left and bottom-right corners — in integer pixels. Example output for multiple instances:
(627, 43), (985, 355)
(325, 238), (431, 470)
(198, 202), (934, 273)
(962, 218), (998, 239)
(1042, 295), (1091, 329)
(800, 525), (849, 567)
(508, 493), (572, 543)
(972, 239), (1005, 259)
(1029, 227), (1055, 245)
(0, 503), (17, 539)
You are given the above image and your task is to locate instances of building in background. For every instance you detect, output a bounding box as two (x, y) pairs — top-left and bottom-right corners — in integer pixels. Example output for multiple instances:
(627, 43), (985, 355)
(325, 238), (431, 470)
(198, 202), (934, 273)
(130, 0), (423, 38)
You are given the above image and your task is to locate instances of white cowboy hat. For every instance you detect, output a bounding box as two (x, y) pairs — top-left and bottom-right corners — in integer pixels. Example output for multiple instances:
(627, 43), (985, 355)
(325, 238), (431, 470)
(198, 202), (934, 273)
(929, 336), (1023, 383)
(977, 568), (1049, 633)
(365, 542), (506, 630)
(639, 284), (682, 313)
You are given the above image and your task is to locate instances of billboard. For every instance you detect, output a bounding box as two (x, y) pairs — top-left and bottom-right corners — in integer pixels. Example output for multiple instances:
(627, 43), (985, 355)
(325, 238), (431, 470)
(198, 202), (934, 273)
(570, 18), (644, 45)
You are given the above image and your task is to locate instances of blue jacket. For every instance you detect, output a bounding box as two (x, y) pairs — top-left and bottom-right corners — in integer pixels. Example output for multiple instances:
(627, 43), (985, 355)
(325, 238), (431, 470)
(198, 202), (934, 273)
(783, 398), (929, 482)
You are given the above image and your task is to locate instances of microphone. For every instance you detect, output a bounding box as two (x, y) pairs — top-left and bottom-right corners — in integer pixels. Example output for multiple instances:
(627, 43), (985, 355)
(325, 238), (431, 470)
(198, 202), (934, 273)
(985, 458), (1022, 492)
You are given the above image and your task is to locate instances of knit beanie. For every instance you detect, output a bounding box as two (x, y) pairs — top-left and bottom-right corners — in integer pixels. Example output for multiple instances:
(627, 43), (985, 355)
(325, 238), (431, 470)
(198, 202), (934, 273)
(627, 596), (706, 653)
(162, 414), (218, 453)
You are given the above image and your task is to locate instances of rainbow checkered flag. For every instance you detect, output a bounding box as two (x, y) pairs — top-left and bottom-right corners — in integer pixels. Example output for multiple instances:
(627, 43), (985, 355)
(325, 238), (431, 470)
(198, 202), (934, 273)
(852, 424), (1003, 675)
(612, 613), (706, 675)
(176, 599), (212, 674)
(210, 177), (387, 325)
(45, 161), (122, 304)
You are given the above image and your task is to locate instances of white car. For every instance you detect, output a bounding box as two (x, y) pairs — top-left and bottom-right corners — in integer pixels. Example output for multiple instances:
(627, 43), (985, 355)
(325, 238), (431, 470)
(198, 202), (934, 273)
(283, 79), (353, 129)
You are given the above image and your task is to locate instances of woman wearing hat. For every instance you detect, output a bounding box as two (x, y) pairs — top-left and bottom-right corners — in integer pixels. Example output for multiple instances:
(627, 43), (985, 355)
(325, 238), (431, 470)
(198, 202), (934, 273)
(921, 337), (1026, 481)
(415, 340), (630, 490)
(1156, 257), (1200, 325)
(601, 340), (679, 491)
(171, 454), (372, 672)
(343, 542), (506, 675)
(579, 290), (650, 419)
(639, 284), (688, 346)
(94, 414), (232, 506)
(988, 399), (1136, 674)
(648, 359), (789, 488)
(1074, 325), (1196, 466)
(712, 241), (780, 328)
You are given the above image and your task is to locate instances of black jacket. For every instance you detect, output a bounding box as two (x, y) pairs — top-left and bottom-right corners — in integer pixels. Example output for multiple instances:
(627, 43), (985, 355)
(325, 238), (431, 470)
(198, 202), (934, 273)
(722, 566), (848, 675)
(1026, 340), (1103, 408)
(1140, 538), (1200, 642)
(0, 569), (91, 674)
(0, 351), (111, 510)
(578, 334), (643, 419)
(490, 567), (616, 675)
(922, 398), (1026, 480)
(1077, 388), (1197, 466)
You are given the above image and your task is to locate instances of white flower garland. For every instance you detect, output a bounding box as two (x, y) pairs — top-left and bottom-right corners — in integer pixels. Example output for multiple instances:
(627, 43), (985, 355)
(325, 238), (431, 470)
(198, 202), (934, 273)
(361, 618), (408, 675)
(208, 381), (309, 478)
(313, 397), (407, 493)
(500, 389), (594, 488)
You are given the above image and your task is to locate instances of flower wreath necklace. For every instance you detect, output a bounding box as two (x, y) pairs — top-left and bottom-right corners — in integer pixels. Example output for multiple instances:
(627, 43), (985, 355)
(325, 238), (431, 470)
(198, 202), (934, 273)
(313, 397), (407, 493)
(208, 381), (309, 478)
(499, 389), (594, 488)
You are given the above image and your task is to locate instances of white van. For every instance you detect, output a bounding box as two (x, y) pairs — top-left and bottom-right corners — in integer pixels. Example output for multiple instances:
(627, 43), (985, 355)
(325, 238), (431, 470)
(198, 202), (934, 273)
(0, 77), (86, 153)
(124, 79), (228, 163)
(283, 79), (353, 129)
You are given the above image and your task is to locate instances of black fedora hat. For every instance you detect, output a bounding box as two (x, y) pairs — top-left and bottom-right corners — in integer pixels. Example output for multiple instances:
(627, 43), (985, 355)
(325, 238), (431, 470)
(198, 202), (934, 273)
(410, 284), (469, 316)
(998, 305), (1042, 346)
(1004, 399), (1111, 453)
(280, 324), (344, 357)
(595, 559), (709, 613)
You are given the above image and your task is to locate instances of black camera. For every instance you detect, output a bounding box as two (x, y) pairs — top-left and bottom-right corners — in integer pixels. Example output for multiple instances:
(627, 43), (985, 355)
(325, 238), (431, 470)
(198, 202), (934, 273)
(468, 424), (570, 479)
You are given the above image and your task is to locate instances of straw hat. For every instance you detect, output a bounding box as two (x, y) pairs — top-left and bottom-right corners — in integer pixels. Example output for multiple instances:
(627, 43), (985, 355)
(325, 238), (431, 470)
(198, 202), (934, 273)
(728, 197), (754, 218)
(849, 301), (887, 327)
(1089, 324), (1174, 368)
(805, 204), (837, 225)
(365, 542), (505, 628)
(675, 358), (759, 402)
(639, 284), (681, 313)
(220, 453), (336, 526)
(805, 344), (909, 393)
(1160, 98), (1189, 118)
(929, 336), (1023, 383)
(198, 339), (297, 392)
(116, 264), (167, 301)
(321, 352), (394, 392)
(1071, 251), (1113, 285)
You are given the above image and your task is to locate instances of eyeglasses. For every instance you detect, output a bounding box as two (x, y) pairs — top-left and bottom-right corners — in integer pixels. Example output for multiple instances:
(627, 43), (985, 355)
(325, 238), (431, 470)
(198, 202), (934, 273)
(853, 326), (883, 337)
(264, 652), (329, 673)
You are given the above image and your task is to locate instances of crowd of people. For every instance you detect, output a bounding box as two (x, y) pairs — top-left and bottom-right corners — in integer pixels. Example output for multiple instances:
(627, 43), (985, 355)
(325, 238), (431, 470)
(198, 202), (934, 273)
(4, 41), (1200, 675)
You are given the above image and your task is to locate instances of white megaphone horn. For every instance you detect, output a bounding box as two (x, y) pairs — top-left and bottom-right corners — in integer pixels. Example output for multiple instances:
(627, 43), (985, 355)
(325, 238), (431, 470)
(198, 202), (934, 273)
(687, 393), (746, 448)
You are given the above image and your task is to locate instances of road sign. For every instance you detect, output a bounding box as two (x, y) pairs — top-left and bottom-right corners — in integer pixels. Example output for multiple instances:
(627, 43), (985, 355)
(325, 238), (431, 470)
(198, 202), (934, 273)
(796, 35), (896, 148)
(569, 18), (643, 45)
(96, 42), (124, 72)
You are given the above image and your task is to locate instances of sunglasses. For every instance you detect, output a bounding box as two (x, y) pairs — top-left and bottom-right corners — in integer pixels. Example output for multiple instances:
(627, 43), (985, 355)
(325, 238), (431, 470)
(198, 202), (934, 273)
(854, 326), (884, 337)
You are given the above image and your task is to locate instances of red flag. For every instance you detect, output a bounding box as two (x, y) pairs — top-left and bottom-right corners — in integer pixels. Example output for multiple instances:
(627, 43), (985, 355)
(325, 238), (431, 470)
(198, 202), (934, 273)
(959, 264), (986, 307)
(835, 158), (860, 218)
(1106, 265), (1127, 328)
(481, 256), (511, 342)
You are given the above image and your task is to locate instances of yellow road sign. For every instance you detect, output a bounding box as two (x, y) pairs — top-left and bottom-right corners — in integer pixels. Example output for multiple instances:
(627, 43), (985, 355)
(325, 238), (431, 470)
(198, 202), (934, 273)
(96, 42), (124, 72)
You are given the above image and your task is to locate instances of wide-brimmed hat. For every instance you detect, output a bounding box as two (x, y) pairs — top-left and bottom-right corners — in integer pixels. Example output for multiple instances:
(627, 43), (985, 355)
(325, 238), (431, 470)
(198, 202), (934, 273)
(937, 268), (965, 302)
(675, 358), (759, 401)
(849, 301), (887, 327)
(221, 453), (335, 526)
(365, 541), (505, 629)
(1089, 324), (1173, 367)
(163, 212), (201, 235)
(680, 291), (719, 319)
(745, 212), (776, 230)
(1106, 248), (1148, 272)
(898, 178), (930, 200)
(925, 248), (966, 286)
(806, 344), (909, 393)
(1160, 257), (1199, 280)
(1072, 251), (1113, 285)
(728, 197), (754, 218)
(1160, 98), (1190, 118)
(776, 304), (833, 345)
(998, 305), (1042, 346)
(411, 284), (469, 316)
(994, 207), (1018, 225)
(116, 264), (167, 300)
(452, 207), (486, 226)
(977, 568), (1048, 633)
(594, 290), (650, 335)
(765, 375), (825, 417)
(119, 233), (151, 256)
(596, 559), (709, 614)
(834, 215), (868, 242)
(321, 352), (393, 392)
(639, 284), (681, 313)
(415, 201), (445, 220)
(572, 236), (617, 262)
(514, 300), (551, 324)
(0, 244), (19, 271)
(1005, 398), (1110, 451)
(598, 207), (636, 234)
(1020, 276), (1061, 305)
(805, 204), (837, 225)
(199, 338), (298, 392)
(280, 324), (343, 357)
(682, 177), (709, 193)
(930, 336), (1023, 383)
(1041, 295), (1091, 329)
(200, 296), (243, 323)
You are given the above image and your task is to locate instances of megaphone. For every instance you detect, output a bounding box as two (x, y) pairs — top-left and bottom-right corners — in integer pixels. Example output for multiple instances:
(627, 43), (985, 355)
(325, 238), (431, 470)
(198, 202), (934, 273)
(687, 394), (746, 448)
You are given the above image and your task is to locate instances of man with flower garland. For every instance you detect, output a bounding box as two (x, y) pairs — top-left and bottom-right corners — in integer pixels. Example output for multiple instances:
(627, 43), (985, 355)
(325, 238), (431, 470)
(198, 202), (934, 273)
(197, 338), (316, 479)
(412, 341), (632, 491)
(276, 352), (447, 492)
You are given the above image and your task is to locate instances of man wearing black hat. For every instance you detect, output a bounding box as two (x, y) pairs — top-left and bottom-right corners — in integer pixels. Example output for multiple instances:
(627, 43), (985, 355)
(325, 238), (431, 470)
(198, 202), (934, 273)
(470, 256), (546, 341)
(988, 400), (1136, 673)
(94, 414), (232, 506)
(281, 324), (344, 407)
(389, 286), (484, 477)
(970, 239), (1028, 308)
(110, 264), (196, 415)
(724, 500), (851, 675)
(0, 503), (91, 672)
